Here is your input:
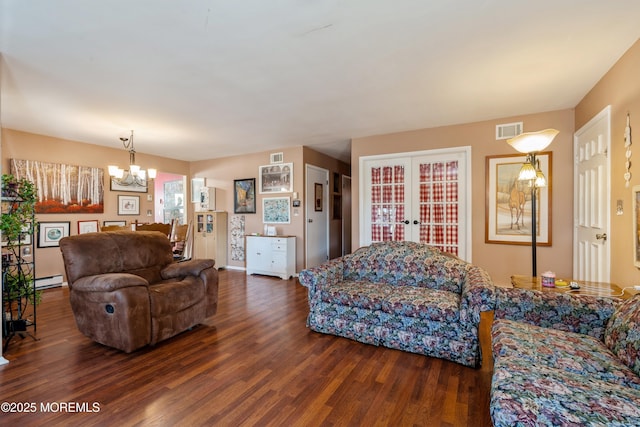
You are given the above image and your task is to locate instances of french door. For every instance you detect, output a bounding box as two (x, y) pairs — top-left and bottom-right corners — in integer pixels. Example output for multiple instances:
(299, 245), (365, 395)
(360, 147), (471, 261)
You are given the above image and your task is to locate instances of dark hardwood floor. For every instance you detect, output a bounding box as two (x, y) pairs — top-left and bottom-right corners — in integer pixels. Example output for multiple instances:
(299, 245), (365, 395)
(1, 270), (494, 426)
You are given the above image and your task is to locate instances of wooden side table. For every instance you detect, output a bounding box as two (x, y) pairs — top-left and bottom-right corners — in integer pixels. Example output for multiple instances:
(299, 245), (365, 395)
(510, 275), (632, 299)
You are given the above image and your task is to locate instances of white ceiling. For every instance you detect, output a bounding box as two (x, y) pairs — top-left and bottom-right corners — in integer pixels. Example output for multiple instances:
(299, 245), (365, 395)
(1, 1), (639, 164)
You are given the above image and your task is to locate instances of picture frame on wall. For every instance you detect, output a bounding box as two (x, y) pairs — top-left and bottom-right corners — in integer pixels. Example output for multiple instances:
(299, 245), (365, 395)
(191, 178), (205, 203)
(103, 220), (126, 227)
(38, 221), (70, 248)
(234, 178), (256, 214)
(633, 185), (640, 268)
(263, 197), (291, 224)
(118, 195), (140, 216)
(259, 163), (293, 193)
(110, 172), (148, 193)
(77, 219), (99, 234)
(314, 183), (323, 212)
(1, 223), (32, 247)
(485, 152), (552, 245)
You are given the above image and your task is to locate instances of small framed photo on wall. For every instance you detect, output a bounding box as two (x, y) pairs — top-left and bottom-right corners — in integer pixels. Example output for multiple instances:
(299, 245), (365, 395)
(118, 195), (140, 215)
(77, 219), (99, 234)
(38, 222), (70, 248)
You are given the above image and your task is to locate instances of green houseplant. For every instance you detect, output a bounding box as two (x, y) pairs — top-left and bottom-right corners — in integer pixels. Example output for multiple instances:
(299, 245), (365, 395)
(2, 174), (41, 336)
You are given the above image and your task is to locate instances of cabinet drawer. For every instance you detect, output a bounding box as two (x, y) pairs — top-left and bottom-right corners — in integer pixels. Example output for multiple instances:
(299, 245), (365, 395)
(271, 239), (288, 251)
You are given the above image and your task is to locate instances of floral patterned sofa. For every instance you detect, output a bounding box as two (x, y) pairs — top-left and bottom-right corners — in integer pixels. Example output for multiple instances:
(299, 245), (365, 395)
(298, 241), (494, 367)
(491, 287), (640, 426)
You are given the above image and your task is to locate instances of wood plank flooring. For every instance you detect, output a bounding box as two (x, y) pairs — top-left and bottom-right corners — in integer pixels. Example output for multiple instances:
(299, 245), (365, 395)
(1, 270), (494, 426)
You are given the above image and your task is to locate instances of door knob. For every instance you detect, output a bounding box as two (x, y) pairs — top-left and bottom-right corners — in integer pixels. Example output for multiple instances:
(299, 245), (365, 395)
(402, 220), (410, 224)
(308, 219), (313, 223)
(413, 220), (420, 225)
(596, 233), (607, 241)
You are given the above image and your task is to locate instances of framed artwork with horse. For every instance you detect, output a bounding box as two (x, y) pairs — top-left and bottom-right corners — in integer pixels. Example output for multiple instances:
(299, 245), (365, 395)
(485, 152), (552, 245)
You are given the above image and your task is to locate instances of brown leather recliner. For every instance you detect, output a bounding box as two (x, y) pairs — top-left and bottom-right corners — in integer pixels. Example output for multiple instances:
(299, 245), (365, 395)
(59, 231), (218, 352)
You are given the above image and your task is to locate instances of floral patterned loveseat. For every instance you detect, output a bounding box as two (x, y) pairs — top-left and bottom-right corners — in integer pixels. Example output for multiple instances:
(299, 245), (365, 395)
(298, 241), (494, 367)
(491, 287), (640, 426)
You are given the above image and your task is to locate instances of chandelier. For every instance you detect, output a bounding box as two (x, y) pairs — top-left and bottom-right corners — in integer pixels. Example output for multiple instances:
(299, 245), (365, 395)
(108, 130), (157, 186)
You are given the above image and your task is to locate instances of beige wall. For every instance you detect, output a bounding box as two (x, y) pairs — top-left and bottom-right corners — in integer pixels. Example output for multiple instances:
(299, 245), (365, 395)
(1, 129), (350, 280)
(1, 129), (190, 279)
(352, 109), (575, 286)
(190, 147), (350, 272)
(302, 147), (352, 259)
(575, 39), (640, 287)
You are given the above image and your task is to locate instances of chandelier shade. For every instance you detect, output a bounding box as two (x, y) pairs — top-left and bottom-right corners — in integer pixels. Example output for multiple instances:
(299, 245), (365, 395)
(108, 130), (157, 187)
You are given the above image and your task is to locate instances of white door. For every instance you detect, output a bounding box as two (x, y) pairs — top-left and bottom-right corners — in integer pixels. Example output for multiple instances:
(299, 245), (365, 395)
(573, 106), (611, 282)
(360, 147), (471, 261)
(305, 165), (329, 268)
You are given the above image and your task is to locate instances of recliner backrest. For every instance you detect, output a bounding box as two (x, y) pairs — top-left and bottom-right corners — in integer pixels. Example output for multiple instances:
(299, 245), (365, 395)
(60, 231), (174, 286)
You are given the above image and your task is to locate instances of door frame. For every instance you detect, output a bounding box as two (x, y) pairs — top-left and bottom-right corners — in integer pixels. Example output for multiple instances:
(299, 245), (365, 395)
(305, 164), (329, 268)
(573, 105), (611, 281)
(358, 146), (472, 261)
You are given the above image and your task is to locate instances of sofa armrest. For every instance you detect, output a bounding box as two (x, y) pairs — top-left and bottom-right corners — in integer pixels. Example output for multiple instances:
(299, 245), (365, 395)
(161, 259), (215, 280)
(459, 265), (495, 324)
(71, 273), (149, 293)
(298, 257), (344, 295)
(494, 287), (620, 340)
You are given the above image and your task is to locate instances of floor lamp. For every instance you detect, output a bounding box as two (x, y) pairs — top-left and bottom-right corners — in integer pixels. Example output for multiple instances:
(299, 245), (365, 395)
(507, 129), (559, 277)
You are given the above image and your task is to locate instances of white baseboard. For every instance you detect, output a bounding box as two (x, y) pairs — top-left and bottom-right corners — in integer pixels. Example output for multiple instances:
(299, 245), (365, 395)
(225, 265), (246, 271)
(36, 274), (64, 289)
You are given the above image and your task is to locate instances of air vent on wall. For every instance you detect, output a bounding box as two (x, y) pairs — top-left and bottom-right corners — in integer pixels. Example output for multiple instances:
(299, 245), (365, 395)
(496, 122), (523, 140)
(270, 152), (283, 164)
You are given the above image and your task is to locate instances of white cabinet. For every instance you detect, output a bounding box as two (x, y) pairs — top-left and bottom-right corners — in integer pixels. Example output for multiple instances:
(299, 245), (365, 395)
(193, 211), (227, 268)
(246, 236), (296, 279)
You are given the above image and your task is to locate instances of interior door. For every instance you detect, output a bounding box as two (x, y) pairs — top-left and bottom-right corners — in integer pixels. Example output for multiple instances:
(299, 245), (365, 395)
(360, 147), (471, 261)
(305, 165), (329, 268)
(412, 151), (468, 258)
(573, 106), (611, 282)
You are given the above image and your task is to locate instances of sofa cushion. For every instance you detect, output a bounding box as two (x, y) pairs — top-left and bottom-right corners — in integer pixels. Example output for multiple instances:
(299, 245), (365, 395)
(381, 287), (460, 322)
(342, 241), (466, 294)
(320, 281), (393, 310)
(605, 295), (640, 377)
(491, 356), (640, 427)
(493, 319), (640, 389)
(148, 276), (205, 316)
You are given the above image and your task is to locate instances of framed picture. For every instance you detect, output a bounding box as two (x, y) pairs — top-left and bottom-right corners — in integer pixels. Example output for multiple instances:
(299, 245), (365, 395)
(11, 158), (105, 213)
(633, 185), (640, 268)
(110, 171), (148, 193)
(259, 163), (293, 193)
(263, 197), (291, 224)
(1, 223), (32, 247)
(191, 178), (205, 203)
(77, 219), (99, 234)
(234, 178), (256, 214)
(485, 152), (552, 245)
(38, 221), (70, 248)
(314, 183), (323, 211)
(118, 195), (140, 216)
(103, 220), (126, 227)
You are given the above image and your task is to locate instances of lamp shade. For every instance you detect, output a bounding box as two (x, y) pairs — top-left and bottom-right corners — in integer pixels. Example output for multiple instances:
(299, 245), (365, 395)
(517, 162), (537, 181)
(507, 129), (559, 153)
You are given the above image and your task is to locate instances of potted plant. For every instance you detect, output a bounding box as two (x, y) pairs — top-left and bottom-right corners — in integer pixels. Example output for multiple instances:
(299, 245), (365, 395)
(1, 174), (40, 336)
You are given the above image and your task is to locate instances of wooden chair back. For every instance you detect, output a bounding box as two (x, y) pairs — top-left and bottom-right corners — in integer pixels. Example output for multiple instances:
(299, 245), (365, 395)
(100, 225), (129, 232)
(135, 222), (171, 237)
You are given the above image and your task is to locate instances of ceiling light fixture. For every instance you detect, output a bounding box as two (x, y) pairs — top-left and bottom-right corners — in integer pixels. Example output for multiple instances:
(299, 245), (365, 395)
(108, 130), (157, 186)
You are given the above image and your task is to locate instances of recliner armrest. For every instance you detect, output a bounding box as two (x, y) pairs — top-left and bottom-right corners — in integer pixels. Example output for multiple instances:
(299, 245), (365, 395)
(71, 273), (149, 292)
(161, 259), (215, 280)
